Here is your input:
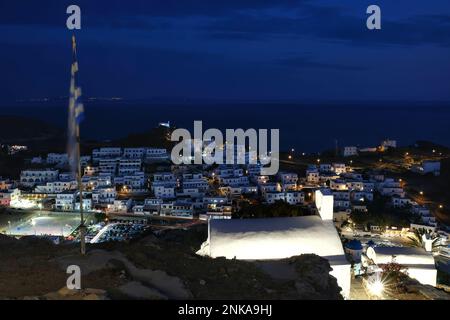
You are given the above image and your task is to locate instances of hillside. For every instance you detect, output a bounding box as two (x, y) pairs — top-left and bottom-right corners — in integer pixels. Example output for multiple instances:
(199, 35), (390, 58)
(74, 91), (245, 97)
(0, 116), (63, 142)
(0, 226), (343, 300)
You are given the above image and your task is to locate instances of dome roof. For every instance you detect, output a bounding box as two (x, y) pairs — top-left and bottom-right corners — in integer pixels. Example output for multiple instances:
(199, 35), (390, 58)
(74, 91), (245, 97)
(345, 239), (363, 250)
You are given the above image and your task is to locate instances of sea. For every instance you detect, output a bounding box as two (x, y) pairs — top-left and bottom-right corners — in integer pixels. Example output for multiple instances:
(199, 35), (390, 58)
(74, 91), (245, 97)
(1, 101), (450, 153)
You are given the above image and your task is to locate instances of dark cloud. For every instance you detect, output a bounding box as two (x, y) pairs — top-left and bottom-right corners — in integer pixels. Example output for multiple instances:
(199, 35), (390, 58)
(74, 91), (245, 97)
(0, 0), (304, 27)
(201, 4), (450, 47)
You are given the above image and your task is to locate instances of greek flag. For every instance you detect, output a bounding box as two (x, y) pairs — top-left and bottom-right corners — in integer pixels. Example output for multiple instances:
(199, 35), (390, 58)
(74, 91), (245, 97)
(69, 37), (84, 125)
(67, 35), (84, 174)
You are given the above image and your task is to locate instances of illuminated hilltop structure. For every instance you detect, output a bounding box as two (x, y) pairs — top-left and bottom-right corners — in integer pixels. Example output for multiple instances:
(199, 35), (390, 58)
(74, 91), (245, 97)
(197, 189), (351, 299)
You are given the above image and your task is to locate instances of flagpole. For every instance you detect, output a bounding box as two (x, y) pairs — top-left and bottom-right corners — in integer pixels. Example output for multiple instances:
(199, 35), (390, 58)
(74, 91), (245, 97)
(77, 124), (86, 255)
(71, 34), (86, 255)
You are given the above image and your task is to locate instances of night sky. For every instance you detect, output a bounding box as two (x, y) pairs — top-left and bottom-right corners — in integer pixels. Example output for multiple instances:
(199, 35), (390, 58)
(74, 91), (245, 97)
(1, 0), (450, 103)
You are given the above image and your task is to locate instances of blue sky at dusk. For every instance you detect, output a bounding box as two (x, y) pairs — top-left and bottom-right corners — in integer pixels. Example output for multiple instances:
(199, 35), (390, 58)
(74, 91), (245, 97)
(1, 0), (450, 102)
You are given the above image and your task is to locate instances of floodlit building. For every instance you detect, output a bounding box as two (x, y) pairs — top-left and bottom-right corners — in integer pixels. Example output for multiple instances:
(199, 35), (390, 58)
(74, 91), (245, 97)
(315, 189), (334, 221)
(197, 215), (351, 299)
(365, 246), (437, 287)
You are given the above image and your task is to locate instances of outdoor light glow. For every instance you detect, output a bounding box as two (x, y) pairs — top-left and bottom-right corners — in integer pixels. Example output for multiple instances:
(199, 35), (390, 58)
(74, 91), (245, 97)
(439, 205), (443, 209)
(368, 279), (384, 297)
(365, 273), (386, 298)
(420, 191), (424, 195)
(288, 155), (292, 160)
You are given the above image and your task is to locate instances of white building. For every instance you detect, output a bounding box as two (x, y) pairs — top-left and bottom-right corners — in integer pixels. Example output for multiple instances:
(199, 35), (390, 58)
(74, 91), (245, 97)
(365, 246), (437, 287)
(92, 147), (122, 162)
(34, 181), (75, 194)
(315, 189), (334, 221)
(106, 199), (132, 214)
(55, 191), (75, 211)
(153, 184), (175, 199)
(183, 173), (209, 191)
(381, 139), (397, 149)
(92, 187), (116, 204)
(306, 168), (319, 184)
(160, 201), (194, 219)
(123, 148), (146, 159)
(343, 146), (358, 157)
(197, 216), (351, 299)
(145, 148), (169, 162)
(259, 182), (281, 195)
(277, 172), (298, 184)
(46, 153), (68, 165)
(265, 191), (304, 205)
(220, 176), (249, 187)
(330, 180), (348, 191)
(118, 158), (142, 176)
(20, 169), (59, 187)
(99, 158), (119, 175)
(391, 196), (414, 208)
(332, 163), (346, 175)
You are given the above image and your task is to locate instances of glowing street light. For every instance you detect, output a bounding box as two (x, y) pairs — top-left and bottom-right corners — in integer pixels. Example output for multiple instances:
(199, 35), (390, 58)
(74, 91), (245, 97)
(288, 155), (292, 160)
(439, 204), (444, 209)
(368, 279), (384, 297)
(317, 159), (321, 163)
(419, 191), (424, 196)
(365, 273), (385, 299)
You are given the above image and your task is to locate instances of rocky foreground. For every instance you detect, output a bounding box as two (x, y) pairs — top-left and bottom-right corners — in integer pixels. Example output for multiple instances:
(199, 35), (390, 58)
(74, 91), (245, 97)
(0, 226), (343, 300)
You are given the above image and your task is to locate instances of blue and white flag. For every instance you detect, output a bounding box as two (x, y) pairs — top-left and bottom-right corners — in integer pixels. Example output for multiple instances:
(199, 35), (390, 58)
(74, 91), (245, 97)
(67, 35), (84, 174)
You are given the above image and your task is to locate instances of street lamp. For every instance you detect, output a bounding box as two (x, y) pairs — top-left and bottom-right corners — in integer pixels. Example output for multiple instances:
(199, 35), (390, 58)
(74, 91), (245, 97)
(419, 191), (424, 196)
(439, 204), (443, 209)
